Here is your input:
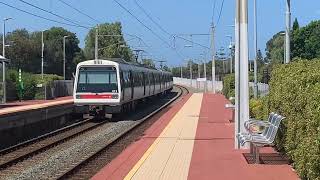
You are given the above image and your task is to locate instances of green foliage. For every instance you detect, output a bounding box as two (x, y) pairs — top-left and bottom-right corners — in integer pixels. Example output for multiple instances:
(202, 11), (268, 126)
(222, 73), (262, 99)
(266, 60), (320, 180)
(266, 20), (320, 67)
(33, 74), (63, 85)
(293, 18), (300, 31)
(222, 74), (235, 98)
(292, 20), (320, 60)
(6, 70), (37, 100)
(5, 27), (81, 79)
(256, 49), (265, 69)
(6, 69), (63, 101)
(84, 22), (133, 61)
(265, 31), (285, 65)
(142, 59), (155, 68)
(249, 96), (269, 120)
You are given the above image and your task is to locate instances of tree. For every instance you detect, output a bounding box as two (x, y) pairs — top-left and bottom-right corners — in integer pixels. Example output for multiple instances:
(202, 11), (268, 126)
(6, 29), (40, 73)
(37, 27), (80, 79)
(291, 20), (320, 60)
(293, 18), (300, 31)
(142, 58), (155, 68)
(256, 49), (264, 71)
(5, 27), (81, 79)
(84, 22), (133, 61)
(162, 65), (170, 72)
(265, 31), (285, 65)
(73, 49), (86, 65)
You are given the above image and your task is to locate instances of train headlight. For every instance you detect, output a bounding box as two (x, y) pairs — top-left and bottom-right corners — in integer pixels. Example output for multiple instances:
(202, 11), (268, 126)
(112, 94), (119, 99)
(76, 95), (81, 99)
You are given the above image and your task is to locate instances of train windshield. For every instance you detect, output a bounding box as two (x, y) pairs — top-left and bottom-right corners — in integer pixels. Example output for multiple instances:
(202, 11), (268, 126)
(76, 66), (118, 93)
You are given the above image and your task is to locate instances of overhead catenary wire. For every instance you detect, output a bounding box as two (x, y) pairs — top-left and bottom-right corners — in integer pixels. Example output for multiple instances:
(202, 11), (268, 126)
(0, 1), (90, 29)
(113, 0), (171, 47)
(133, 0), (171, 36)
(57, 0), (101, 24)
(17, 0), (91, 29)
(113, 0), (186, 60)
(215, 0), (225, 28)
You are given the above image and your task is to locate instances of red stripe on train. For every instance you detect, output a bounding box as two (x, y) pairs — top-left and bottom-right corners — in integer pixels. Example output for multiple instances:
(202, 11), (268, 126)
(79, 94), (112, 99)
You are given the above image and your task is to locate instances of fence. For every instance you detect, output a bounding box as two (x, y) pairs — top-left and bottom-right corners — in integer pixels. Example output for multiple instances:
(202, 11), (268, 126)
(53, 80), (74, 98)
(249, 82), (269, 97)
(174, 77), (269, 96)
(173, 77), (223, 92)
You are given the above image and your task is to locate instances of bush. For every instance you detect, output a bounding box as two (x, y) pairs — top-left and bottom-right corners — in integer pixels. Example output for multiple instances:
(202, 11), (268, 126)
(266, 60), (320, 180)
(5, 70), (63, 101)
(222, 74), (235, 98)
(249, 96), (269, 120)
(223, 73), (255, 99)
(33, 74), (63, 99)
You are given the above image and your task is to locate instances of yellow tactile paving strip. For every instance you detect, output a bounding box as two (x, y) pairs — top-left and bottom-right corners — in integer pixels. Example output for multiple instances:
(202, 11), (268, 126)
(124, 93), (203, 180)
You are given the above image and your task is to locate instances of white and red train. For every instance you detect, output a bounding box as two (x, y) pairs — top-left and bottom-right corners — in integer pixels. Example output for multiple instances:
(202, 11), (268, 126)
(73, 59), (173, 117)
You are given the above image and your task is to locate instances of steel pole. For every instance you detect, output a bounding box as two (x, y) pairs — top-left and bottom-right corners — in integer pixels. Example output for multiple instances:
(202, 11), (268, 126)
(231, 46), (234, 74)
(189, 61), (193, 88)
(180, 66), (183, 78)
(235, 0), (240, 149)
(2, 20), (6, 103)
(95, 26), (98, 60)
(41, 31), (44, 79)
(211, 24), (216, 93)
(253, 0), (258, 98)
(285, 0), (291, 64)
(227, 35), (234, 74)
(203, 60), (207, 92)
(63, 36), (66, 80)
(235, 0), (250, 149)
(198, 63), (201, 90)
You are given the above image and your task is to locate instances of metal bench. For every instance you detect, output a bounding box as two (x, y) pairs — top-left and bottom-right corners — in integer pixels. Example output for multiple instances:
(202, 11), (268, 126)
(237, 113), (285, 164)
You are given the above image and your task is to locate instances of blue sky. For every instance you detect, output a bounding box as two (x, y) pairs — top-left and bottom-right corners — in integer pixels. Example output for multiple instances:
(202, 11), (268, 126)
(1, 0), (320, 67)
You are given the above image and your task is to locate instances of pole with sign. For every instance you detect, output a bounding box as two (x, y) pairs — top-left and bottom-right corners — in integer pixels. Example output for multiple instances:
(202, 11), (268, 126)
(18, 69), (24, 102)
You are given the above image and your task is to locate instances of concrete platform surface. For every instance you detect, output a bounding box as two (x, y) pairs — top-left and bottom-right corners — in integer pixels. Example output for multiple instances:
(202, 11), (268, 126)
(92, 93), (299, 180)
(0, 96), (73, 116)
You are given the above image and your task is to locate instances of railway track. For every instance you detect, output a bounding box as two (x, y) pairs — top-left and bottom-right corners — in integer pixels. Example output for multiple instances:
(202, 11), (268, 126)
(0, 85), (188, 179)
(59, 85), (189, 179)
(0, 118), (104, 169)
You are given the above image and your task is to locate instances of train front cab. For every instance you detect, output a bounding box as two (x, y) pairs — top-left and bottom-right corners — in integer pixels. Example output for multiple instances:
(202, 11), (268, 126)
(74, 64), (122, 115)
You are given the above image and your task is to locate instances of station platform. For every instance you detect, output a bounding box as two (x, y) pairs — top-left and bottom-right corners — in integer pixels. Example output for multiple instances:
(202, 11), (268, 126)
(0, 96), (73, 116)
(0, 96), (75, 149)
(92, 93), (299, 180)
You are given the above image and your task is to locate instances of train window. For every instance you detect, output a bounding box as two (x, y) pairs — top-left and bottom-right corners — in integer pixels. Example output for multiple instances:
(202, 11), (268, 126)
(110, 73), (117, 84)
(76, 66), (118, 93)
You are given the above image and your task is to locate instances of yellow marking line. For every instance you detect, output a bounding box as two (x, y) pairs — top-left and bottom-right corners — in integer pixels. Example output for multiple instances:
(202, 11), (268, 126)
(124, 93), (203, 180)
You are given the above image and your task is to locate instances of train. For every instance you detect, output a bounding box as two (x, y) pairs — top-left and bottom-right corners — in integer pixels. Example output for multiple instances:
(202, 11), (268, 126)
(73, 59), (173, 117)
